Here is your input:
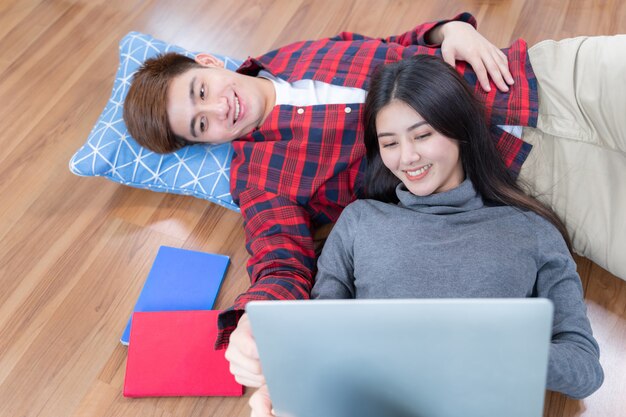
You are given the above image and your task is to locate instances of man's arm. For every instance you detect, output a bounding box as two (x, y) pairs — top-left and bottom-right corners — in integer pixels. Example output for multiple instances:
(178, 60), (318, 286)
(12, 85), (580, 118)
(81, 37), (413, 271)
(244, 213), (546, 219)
(430, 20), (514, 92)
(217, 188), (317, 348)
(336, 12), (513, 92)
(220, 187), (318, 394)
(383, 12), (477, 47)
(334, 12), (475, 46)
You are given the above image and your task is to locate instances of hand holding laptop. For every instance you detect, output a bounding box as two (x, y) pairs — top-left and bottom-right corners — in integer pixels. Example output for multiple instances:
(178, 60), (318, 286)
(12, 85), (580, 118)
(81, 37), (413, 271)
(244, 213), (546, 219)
(225, 313), (272, 416)
(225, 313), (266, 387)
(249, 384), (273, 417)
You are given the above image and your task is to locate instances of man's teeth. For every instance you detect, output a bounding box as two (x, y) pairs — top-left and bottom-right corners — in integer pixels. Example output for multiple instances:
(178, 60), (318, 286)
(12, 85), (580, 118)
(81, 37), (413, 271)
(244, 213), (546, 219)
(407, 164), (432, 176)
(234, 96), (240, 122)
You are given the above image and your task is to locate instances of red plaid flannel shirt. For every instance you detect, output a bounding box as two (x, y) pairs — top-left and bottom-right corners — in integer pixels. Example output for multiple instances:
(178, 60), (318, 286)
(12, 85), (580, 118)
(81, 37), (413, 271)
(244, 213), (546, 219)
(216, 12), (538, 347)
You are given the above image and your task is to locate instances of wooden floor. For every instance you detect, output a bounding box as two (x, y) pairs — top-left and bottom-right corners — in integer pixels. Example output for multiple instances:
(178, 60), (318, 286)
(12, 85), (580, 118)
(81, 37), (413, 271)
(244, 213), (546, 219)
(0, 0), (624, 416)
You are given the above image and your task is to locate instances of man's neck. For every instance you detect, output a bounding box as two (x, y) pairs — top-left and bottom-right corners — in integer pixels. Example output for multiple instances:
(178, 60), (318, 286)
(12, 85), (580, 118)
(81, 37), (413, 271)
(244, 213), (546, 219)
(257, 76), (276, 126)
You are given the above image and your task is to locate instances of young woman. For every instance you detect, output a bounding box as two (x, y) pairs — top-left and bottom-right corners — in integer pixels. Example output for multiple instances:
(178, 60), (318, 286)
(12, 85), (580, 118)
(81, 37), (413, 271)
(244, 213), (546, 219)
(311, 55), (603, 399)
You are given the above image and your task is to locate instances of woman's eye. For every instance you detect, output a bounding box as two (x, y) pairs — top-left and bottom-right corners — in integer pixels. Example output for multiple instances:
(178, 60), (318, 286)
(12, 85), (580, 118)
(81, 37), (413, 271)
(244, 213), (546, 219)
(381, 142), (397, 148)
(415, 133), (431, 140)
(200, 118), (206, 132)
(200, 85), (205, 100)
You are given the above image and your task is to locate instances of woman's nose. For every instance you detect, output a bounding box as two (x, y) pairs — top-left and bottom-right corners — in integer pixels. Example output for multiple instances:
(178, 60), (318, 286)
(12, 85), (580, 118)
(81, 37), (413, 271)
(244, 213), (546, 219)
(400, 140), (420, 166)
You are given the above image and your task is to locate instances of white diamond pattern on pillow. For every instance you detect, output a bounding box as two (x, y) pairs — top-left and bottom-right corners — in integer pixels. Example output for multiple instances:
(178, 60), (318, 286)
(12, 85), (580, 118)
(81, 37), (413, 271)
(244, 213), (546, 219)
(69, 32), (242, 212)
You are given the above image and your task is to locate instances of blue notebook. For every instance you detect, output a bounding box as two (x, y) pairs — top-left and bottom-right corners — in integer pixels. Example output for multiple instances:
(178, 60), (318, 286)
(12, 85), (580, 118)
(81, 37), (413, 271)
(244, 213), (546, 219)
(120, 246), (230, 345)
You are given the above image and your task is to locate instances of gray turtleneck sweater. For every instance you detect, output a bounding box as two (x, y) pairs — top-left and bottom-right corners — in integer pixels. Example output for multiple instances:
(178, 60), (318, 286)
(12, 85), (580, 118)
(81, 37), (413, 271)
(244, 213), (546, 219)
(312, 179), (603, 399)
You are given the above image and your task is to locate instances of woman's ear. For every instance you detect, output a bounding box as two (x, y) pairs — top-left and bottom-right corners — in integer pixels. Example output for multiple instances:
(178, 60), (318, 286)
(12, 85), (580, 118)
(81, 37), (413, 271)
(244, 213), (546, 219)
(194, 53), (225, 68)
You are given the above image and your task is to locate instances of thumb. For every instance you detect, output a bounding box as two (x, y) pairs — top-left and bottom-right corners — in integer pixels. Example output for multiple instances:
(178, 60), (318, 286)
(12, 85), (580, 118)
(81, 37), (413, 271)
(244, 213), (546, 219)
(240, 316), (260, 359)
(441, 46), (456, 68)
(249, 385), (274, 417)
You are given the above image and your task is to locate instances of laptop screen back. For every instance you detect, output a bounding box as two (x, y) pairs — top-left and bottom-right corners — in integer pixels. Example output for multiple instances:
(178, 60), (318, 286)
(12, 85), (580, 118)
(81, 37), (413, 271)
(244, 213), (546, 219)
(247, 298), (553, 417)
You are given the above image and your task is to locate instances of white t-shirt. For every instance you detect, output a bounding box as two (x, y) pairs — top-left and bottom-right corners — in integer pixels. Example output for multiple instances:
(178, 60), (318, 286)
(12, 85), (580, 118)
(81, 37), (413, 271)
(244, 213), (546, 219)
(259, 70), (522, 138)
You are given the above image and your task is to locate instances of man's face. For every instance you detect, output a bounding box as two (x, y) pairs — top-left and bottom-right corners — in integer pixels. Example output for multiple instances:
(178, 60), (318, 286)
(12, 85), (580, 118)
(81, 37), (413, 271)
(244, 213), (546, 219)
(166, 55), (273, 144)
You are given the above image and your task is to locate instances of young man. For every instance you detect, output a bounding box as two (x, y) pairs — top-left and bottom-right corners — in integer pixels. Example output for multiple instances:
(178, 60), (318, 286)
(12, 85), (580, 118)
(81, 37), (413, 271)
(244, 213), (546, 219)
(124, 11), (525, 338)
(123, 12), (625, 415)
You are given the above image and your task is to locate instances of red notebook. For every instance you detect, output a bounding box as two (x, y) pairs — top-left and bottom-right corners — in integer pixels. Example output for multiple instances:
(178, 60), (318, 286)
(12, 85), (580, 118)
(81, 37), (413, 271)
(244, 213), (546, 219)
(123, 310), (243, 397)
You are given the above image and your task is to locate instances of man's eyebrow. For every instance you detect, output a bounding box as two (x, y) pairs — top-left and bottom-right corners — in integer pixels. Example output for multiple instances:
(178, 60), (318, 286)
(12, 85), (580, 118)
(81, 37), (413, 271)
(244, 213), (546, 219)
(189, 76), (197, 138)
(377, 121), (428, 138)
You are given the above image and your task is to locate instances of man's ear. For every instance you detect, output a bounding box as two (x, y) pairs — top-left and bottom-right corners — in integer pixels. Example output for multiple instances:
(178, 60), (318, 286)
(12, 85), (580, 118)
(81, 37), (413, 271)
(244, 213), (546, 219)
(194, 53), (225, 68)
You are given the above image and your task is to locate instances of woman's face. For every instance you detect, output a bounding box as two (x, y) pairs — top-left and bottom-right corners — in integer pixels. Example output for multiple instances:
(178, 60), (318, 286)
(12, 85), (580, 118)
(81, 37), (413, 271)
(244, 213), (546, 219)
(375, 100), (464, 196)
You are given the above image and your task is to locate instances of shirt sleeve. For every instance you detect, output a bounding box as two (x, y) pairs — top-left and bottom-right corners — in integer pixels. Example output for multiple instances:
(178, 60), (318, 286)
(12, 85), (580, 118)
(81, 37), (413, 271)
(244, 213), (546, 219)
(216, 187), (317, 348)
(534, 219), (604, 399)
(332, 12), (476, 47)
(311, 204), (360, 299)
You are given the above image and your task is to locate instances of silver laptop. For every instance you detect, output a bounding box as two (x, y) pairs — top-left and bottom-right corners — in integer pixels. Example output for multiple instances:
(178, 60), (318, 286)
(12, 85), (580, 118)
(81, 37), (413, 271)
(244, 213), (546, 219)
(246, 298), (553, 417)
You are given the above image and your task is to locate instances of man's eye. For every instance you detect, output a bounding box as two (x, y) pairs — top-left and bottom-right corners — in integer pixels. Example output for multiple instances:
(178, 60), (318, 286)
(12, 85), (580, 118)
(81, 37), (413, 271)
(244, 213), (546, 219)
(200, 118), (206, 132)
(200, 85), (205, 100)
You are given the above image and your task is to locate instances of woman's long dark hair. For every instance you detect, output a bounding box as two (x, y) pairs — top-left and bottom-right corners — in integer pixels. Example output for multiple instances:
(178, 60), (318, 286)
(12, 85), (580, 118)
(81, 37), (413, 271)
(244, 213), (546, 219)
(363, 55), (572, 252)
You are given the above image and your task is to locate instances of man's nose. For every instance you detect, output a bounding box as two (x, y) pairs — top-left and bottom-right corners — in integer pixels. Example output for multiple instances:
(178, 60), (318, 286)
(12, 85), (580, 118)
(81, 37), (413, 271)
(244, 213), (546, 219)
(199, 97), (228, 119)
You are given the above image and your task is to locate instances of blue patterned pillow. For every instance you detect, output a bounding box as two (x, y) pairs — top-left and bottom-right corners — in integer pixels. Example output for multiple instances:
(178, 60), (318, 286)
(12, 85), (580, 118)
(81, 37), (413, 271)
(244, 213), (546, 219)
(69, 32), (242, 212)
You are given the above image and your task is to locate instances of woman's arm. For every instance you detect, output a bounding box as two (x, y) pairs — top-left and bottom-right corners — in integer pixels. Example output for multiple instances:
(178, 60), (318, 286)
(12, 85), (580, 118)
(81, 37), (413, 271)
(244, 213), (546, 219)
(534, 217), (604, 398)
(312, 203), (361, 299)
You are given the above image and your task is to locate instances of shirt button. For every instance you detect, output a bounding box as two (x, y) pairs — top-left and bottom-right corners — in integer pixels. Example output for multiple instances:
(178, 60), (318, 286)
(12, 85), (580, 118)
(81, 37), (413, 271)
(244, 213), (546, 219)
(344, 107), (352, 114)
(297, 108), (304, 114)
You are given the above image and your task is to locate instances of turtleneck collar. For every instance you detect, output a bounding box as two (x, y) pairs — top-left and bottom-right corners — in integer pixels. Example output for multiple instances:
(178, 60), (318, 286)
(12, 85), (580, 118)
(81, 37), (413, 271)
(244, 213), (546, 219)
(395, 178), (484, 214)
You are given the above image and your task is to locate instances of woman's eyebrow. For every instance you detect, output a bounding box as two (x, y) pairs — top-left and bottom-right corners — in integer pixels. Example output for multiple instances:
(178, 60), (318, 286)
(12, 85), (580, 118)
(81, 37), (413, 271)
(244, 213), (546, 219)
(407, 121), (428, 131)
(377, 121), (428, 138)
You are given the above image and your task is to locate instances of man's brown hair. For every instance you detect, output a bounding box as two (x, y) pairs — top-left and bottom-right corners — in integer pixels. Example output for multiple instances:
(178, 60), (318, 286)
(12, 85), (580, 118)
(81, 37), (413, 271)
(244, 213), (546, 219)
(123, 52), (201, 153)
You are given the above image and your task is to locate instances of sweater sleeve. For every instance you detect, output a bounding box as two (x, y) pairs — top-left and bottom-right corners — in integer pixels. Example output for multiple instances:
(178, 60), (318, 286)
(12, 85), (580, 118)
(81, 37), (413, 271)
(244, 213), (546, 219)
(311, 203), (360, 299)
(534, 218), (604, 398)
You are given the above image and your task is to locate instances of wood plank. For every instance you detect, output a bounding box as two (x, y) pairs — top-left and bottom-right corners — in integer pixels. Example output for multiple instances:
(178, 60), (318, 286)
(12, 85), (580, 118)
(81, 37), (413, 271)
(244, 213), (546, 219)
(0, 0), (43, 41)
(0, 219), (184, 417)
(0, 1), (83, 75)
